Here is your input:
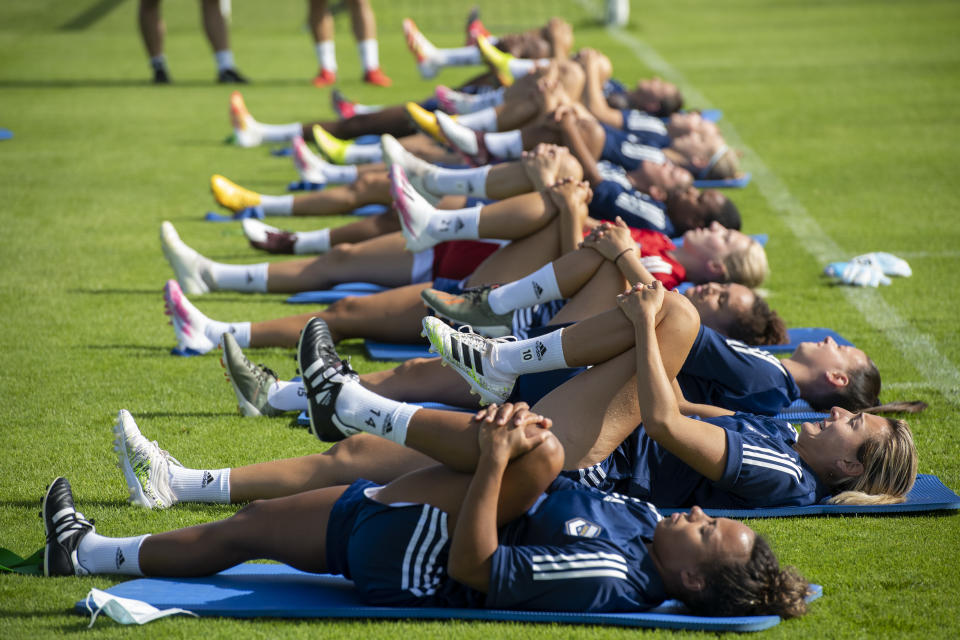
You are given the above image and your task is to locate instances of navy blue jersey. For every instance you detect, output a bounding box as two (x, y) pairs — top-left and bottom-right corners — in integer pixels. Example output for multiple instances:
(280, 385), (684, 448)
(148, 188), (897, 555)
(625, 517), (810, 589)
(590, 180), (675, 236)
(619, 110), (671, 148)
(677, 325), (802, 415)
(566, 413), (829, 509)
(603, 78), (628, 99)
(600, 123), (667, 171)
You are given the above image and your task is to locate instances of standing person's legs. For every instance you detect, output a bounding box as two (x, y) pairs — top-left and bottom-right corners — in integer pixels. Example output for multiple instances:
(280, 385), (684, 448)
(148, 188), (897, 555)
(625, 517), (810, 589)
(348, 0), (390, 85)
(309, 0), (337, 86)
(138, 0), (168, 82)
(200, 0), (245, 81)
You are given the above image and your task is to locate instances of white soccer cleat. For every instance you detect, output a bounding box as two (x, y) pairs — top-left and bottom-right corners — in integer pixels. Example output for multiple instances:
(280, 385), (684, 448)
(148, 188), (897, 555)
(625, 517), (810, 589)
(291, 135), (329, 185)
(160, 221), (212, 295)
(402, 18), (440, 79)
(229, 91), (263, 148)
(164, 279), (216, 355)
(389, 165), (442, 253)
(421, 317), (518, 405)
(380, 134), (441, 205)
(436, 111), (479, 155)
(112, 409), (182, 509)
(241, 218), (283, 245)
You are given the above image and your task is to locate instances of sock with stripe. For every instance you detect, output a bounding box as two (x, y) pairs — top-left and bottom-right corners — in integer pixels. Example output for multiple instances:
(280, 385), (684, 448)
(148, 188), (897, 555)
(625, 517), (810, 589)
(77, 532), (149, 576)
(487, 263), (562, 314)
(491, 328), (568, 375)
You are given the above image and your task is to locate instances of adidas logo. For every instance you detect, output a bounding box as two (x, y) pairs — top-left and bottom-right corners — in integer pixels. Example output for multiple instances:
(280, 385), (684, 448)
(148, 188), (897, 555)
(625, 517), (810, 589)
(454, 219), (464, 232)
(115, 549), (125, 569)
(246, 271), (254, 284)
(382, 415), (393, 434)
(535, 341), (547, 360)
(532, 282), (544, 299)
(201, 471), (215, 488)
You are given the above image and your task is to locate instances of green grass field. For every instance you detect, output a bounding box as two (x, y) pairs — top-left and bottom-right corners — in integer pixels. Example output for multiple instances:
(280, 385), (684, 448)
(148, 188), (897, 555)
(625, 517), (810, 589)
(2, 0), (959, 637)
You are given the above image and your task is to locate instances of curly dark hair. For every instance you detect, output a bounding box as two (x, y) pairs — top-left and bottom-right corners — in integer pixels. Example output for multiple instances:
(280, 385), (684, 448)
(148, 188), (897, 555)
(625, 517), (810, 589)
(726, 296), (788, 346)
(684, 536), (810, 619)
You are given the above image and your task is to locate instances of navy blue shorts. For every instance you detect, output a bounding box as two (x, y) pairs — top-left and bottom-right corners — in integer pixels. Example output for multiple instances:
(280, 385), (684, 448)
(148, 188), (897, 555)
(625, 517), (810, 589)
(559, 428), (641, 493)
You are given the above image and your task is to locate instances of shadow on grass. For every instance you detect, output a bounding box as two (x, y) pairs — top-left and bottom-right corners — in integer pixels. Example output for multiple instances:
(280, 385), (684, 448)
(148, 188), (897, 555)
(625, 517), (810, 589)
(69, 288), (161, 296)
(0, 498), (122, 509)
(81, 345), (172, 354)
(0, 79), (313, 89)
(132, 411), (236, 419)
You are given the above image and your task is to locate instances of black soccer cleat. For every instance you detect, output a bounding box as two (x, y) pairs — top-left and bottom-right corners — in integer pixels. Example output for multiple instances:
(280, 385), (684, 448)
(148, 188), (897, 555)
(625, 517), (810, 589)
(218, 67), (249, 84)
(296, 318), (360, 442)
(43, 477), (93, 576)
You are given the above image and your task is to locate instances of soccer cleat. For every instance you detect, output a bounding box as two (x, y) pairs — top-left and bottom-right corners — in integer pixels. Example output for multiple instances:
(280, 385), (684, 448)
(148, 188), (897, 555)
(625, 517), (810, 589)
(405, 102), (447, 145)
(241, 217), (283, 246)
(402, 18), (440, 79)
(229, 91), (262, 147)
(421, 285), (513, 338)
(363, 68), (393, 87)
(164, 279), (217, 355)
(476, 35), (514, 86)
(389, 165), (441, 252)
(311, 124), (351, 165)
(153, 66), (171, 84)
(43, 477), (94, 576)
(297, 318), (360, 442)
(160, 221), (212, 295)
(218, 67), (249, 84)
(436, 111), (489, 166)
(331, 89), (356, 119)
(220, 333), (284, 417)
(211, 174), (262, 212)
(113, 410), (182, 509)
(380, 134), (441, 205)
(465, 8), (492, 46)
(421, 317), (517, 405)
(312, 68), (337, 88)
(242, 218), (296, 253)
(291, 135), (328, 185)
(434, 85), (461, 114)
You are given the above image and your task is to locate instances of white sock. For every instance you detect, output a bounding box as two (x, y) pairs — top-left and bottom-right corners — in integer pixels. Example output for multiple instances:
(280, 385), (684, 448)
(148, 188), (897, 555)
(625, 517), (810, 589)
(260, 194), (294, 215)
(488, 263), (563, 314)
(206, 262), (269, 293)
(169, 467), (232, 503)
(214, 49), (235, 72)
(492, 328), (568, 375)
(357, 39), (379, 71)
(293, 228), (331, 254)
(424, 204), (482, 241)
(77, 532), (149, 576)
(457, 88), (505, 113)
(352, 102), (383, 115)
(334, 381), (419, 445)
(203, 319), (251, 348)
(266, 380), (309, 411)
(316, 40), (337, 72)
(483, 130), (523, 159)
(343, 142), (383, 164)
(507, 57), (543, 79)
(456, 107), (499, 132)
(424, 165), (490, 197)
(435, 45), (483, 67)
(322, 164), (359, 184)
(258, 122), (303, 143)
(149, 54), (167, 70)
(439, 114), (479, 154)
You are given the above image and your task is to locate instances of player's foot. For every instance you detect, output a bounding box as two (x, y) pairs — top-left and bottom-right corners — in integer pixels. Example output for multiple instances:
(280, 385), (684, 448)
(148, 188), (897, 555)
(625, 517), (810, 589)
(112, 410), (182, 508)
(390, 165), (441, 252)
(311, 124), (350, 165)
(164, 279), (217, 355)
(152, 66), (171, 84)
(421, 317), (517, 405)
(229, 91), (262, 147)
(291, 135), (328, 185)
(160, 221), (212, 295)
(331, 89), (356, 119)
(465, 7), (492, 46)
(363, 68), (392, 87)
(211, 174), (262, 212)
(380, 134), (441, 205)
(297, 318), (360, 442)
(402, 18), (440, 79)
(436, 111), (489, 166)
(421, 285), (513, 338)
(220, 333), (284, 417)
(405, 102), (447, 144)
(312, 68), (337, 88)
(42, 477), (94, 576)
(476, 35), (514, 86)
(241, 218), (295, 254)
(434, 85), (461, 114)
(218, 67), (249, 84)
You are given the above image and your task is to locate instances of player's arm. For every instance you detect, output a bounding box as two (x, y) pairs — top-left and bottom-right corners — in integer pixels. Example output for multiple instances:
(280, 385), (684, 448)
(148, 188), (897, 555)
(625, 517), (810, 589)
(581, 217), (653, 286)
(672, 379), (736, 418)
(618, 282), (728, 482)
(579, 49), (625, 129)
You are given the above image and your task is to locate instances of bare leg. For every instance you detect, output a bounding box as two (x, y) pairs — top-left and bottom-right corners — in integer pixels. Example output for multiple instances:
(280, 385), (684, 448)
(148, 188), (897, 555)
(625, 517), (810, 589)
(476, 192), (558, 238)
(328, 211), (401, 245)
(138, 0), (164, 58)
(466, 219), (563, 286)
(305, 107), (417, 140)
(291, 172), (392, 216)
(360, 357), (477, 407)
(520, 117), (606, 159)
(200, 0), (229, 52)
(250, 283), (430, 346)
(265, 232), (412, 292)
(308, 0), (333, 44)
(548, 260), (626, 324)
(347, 0), (376, 41)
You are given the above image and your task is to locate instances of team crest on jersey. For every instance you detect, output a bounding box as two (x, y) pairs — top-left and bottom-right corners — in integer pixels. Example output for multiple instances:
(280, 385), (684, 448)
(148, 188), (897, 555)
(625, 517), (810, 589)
(565, 517), (603, 538)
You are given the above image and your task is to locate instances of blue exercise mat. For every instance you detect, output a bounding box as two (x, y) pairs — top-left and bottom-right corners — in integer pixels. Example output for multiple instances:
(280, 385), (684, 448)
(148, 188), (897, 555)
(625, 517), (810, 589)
(206, 203), (388, 222)
(365, 340), (436, 361)
(661, 474), (960, 518)
(661, 109), (722, 123)
(760, 328), (853, 354)
(76, 563), (818, 631)
(0, 128), (12, 140)
(693, 173), (752, 189)
(287, 282), (390, 304)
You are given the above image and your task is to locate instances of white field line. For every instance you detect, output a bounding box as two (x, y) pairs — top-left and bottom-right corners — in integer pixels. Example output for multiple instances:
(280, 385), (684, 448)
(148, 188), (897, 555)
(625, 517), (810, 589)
(594, 17), (960, 405)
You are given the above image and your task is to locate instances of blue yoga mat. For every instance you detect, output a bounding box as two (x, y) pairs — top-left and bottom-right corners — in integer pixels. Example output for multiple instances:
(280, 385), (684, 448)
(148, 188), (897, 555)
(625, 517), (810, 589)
(660, 109), (722, 123)
(760, 328), (853, 354)
(77, 563), (818, 631)
(0, 128), (12, 141)
(287, 282), (390, 305)
(206, 203), (388, 222)
(365, 340), (436, 361)
(693, 173), (752, 189)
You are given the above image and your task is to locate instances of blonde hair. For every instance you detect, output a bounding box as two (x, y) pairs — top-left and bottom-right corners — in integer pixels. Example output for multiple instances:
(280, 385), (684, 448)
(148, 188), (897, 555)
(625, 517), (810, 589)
(706, 148), (741, 179)
(827, 418), (918, 505)
(722, 240), (768, 288)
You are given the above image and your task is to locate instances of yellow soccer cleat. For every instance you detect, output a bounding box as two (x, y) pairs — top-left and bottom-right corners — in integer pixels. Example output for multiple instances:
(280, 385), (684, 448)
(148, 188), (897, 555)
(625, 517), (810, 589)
(405, 102), (451, 144)
(476, 34), (514, 87)
(211, 174), (262, 212)
(311, 124), (351, 165)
